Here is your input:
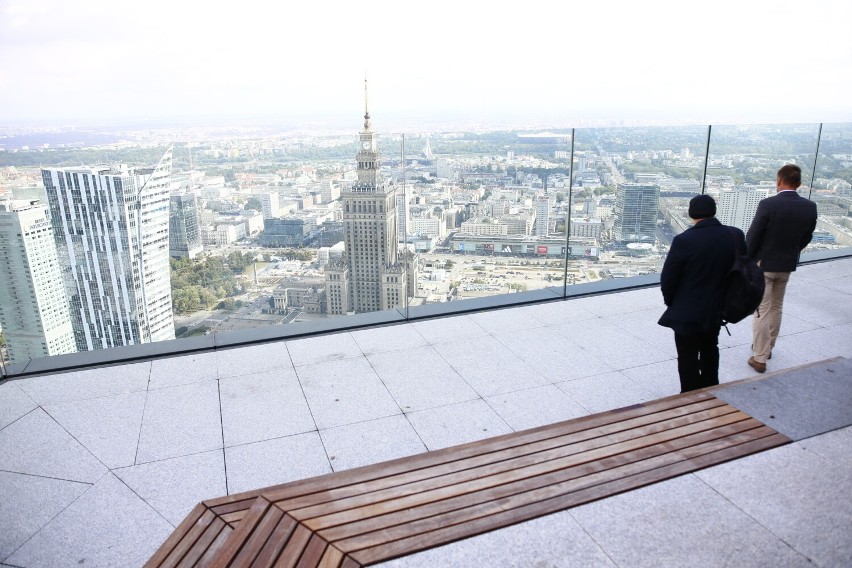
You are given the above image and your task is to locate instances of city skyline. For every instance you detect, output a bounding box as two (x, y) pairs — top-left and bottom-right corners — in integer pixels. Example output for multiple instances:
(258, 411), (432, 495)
(1, 1), (851, 126)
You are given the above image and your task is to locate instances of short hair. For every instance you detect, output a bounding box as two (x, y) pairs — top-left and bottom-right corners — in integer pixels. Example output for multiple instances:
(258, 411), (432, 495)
(777, 164), (802, 188)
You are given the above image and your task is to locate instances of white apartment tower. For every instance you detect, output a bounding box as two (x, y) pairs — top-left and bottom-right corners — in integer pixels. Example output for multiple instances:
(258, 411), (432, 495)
(0, 200), (76, 362)
(41, 147), (176, 351)
(325, 82), (411, 315)
(718, 186), (771, 231)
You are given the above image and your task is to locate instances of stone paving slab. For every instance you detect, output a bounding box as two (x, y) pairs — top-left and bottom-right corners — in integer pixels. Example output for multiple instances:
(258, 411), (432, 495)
(715, 357), (852, 441)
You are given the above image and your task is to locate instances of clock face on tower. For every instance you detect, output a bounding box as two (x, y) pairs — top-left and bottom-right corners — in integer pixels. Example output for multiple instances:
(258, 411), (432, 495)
(362, 141), (371, 150)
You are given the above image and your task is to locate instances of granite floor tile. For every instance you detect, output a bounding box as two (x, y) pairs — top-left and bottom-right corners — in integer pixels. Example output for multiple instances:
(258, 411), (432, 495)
(571, 474), (811, 568)
(604, 308), (680, 358)
(224, 431), (331, 495)
(368, 346), (478, 412)
(320, 415), (427, 471)
(783, 324), (852, 360)
(573, 287), (660, 317)
(375, 509), (615, 568)
(495, 328), (614, 382)
(0, 471), (89, 562)
(135, 381), (222, 464)
(411, 315), (489, 344)
(485, 384), (589, 431)
(0, 382), (36, 432)
(113, 450), (226, 526)
(818, 274), (852, 295)
(296, 357), (400, 429)
(432, 335), (550, 397)
(620, 360), (681, 398)
(783, 284), (852, 327)
(696, 440), (852, 568)
(556, 371), (655, 414)
(406, 399), (512, 450)
(715, 358), (852, 441)
(555, 318), (671, 370)
(796, 424), (852, 463)
(44, 391), (147, 469)
(6, 473), (172, 568)
(286, 332), (363, 367)
(220, 368), (314, 447)
(215, 341), (292, 379)
(148, 351), (218, 390)
(16, 362), (151, 406)
(522, 299), (598, 326)
(468, 306), (545, 334)
(0, 408), (106, 483)
(351, 324), (428, 356)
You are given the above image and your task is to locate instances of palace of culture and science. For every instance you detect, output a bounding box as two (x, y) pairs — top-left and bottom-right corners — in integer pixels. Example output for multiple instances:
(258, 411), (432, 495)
(324, 83), (417, 315)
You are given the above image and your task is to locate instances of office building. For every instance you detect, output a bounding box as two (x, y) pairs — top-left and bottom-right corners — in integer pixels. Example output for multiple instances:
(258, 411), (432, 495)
(169, 192), (203, 259)
(325, 84), (413, 315)
(41, 148), (176, 351)
(535, 195), (550, 237)
(613, 183), (660, 243)
(0, 200), (76, 362)
(719, 186), (771, 231)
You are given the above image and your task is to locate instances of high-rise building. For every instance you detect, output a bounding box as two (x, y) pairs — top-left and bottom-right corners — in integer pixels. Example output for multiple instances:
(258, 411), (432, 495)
(719, 186), (771, 231)
(261, 192), (280, 218)
(169, 192), (203, 259)
(535, 195), (550, 237)
(0, 200), (76, 362)
(396, 191), (410, 239)
(613, 183), (660, 243)
(325, 82), (413, 315)
(41, 148), (176, 351)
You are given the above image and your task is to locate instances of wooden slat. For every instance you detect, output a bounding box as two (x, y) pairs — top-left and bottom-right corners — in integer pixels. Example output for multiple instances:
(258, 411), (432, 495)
(273, 523), (312, 568)
(273, 398), (729, 516)
(197, 524), (235, 567)
(295, 534), (328, 568)
(230, 504), (285, 567)
(251, 514), (298, 568)
(347, 431), (789, 565)
(316, 545), (345, 568)
(321, 419), (767, 546)
(339, 557), (360, 568)
(220, 511), (249, 527)
(159, 509), (217, 568)
(145, 503), (208, 568)
(304, 411), (753, 533)
(208, 497), (272, 568)
(177, 517), (228, 568)
(291, 404), (741, 525)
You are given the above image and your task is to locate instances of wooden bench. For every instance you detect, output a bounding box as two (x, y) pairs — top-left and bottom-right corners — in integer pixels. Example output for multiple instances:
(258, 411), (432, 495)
(146, 390), (789, 567)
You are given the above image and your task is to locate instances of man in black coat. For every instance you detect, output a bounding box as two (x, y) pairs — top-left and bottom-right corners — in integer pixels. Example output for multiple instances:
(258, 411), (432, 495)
(658, 195), (745, 393)
(746, 164), (818, 373)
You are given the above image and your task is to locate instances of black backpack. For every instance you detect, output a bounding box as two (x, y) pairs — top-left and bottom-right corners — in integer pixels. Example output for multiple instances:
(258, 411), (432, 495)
(721, 226), (765, 329)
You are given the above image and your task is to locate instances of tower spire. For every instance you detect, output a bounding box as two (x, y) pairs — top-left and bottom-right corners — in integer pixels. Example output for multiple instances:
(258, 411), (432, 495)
(363, 74), (371, 130)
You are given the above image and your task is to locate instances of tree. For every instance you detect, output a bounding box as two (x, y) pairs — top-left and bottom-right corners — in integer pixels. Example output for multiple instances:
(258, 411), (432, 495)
(245, 197), (263, 212)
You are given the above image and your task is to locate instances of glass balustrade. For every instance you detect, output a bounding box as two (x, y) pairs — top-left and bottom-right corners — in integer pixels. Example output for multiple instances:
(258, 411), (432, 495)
(1, 121), (851, 377)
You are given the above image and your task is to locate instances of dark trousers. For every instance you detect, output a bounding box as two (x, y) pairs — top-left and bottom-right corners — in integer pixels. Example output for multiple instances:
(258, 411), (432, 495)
(674, 329), (720, 393)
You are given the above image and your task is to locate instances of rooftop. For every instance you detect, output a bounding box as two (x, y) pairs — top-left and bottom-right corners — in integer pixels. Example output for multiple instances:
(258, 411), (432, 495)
(1, 257), (851, 567)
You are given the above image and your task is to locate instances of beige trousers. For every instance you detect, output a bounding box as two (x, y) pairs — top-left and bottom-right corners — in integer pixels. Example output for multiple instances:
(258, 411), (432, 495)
(751, 271), (791, 364)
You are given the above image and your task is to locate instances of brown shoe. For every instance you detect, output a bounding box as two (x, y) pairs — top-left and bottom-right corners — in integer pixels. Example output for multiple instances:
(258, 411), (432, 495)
(748, 357), (766, 373)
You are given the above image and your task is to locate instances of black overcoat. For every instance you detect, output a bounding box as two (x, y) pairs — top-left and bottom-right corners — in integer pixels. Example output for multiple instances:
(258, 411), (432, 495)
(746, 190), (818, 273)
(658, 218), (744, 335)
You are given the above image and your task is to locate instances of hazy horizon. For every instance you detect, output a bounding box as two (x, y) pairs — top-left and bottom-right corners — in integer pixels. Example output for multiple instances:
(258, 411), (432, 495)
(2, 0), (851, 128)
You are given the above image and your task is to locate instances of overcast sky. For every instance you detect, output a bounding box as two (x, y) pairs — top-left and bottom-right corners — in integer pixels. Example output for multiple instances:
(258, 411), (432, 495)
(1, 0), (850, 128)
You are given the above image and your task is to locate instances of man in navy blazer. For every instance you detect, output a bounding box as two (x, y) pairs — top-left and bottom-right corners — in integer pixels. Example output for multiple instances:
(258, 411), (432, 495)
(659, 194), (745, 393)
(746, 164), (818, 373)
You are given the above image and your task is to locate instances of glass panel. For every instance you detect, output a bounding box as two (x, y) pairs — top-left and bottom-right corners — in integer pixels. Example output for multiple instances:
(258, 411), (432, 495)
(808, 122), (852, 253)
(403, 129), (571, 308)
(571, 125), (709, 281)
(704, 123), (821, 234)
